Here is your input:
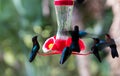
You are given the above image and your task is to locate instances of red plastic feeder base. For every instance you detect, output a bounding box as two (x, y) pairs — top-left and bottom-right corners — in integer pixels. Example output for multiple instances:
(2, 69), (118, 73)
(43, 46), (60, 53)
(54, 0), (74, 5)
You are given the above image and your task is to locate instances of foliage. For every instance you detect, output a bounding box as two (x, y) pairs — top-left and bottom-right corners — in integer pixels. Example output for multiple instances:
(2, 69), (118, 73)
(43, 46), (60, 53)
(0, 0), (113, 76)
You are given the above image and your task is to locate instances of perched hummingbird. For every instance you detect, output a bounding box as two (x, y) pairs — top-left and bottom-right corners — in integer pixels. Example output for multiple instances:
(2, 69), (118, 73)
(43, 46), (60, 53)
(60, 26), (80, 64)
(60, 47), (72, 64)
(105, 34), (119, 58)
(29, 36), (40, 62)
(70, 26), (80, 52)
(91, 38), (102, 62)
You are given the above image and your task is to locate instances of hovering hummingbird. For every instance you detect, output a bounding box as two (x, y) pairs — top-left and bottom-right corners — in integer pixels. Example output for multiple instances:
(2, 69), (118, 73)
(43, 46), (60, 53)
(91, 38), (102, 62)
(29, 36), (40, 62)
(105, 34), (119, 58)
(60, 47), (72, 64)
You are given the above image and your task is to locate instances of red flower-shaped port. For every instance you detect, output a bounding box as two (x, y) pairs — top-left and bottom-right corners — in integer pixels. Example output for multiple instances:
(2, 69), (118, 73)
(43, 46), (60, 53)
(39, 36), (92, 56)
(42, 36), (56, 53)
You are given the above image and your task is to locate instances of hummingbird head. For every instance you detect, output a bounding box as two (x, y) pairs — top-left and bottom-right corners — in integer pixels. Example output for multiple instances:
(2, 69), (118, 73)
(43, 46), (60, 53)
(93, 38), (100, 43)
(32, 36), (38, 42)
(74, 25), (79, 31)
(105, 34), (111, 39)
(76, 0), (86, 4)
(75, 0), (86, 6)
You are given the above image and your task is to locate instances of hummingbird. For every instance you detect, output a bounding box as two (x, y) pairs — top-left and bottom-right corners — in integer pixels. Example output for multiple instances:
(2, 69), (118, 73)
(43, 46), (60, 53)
(60, 26), (80, 64)
(60, 47), (72, 64)
(29, 36), (40, 62)
(91, 38), (102, 62)
(105, 34), (119, 58)
(70, 26), (80, 52)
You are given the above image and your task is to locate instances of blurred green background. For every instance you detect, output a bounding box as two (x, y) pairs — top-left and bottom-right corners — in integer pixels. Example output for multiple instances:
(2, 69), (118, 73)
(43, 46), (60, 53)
(0, 0), (114, 76)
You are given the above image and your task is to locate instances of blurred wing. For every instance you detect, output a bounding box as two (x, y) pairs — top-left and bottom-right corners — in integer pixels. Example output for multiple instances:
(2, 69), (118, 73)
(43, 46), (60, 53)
(60, 47), (72, 64)
(93, 51), (102, 62)
(86, 33), (98, 38)
(29, 45), (38, 62)
(79, 31), (87, 38)
(108, 38), (120, 46)
(32, 45), (37, 51)
(96, 40), (109, 50)
(110, 47), (119, 58)
(92, 46), (102, 62)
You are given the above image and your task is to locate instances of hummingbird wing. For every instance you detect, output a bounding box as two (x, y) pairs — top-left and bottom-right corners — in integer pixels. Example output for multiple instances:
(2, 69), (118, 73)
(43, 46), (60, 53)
(96, 40), (109, 50)
(29, 45), (39, 62)
(92, 46), (102, 62)
(110, 45), (119, 58)
(106, 39), (119, 58)
(60, 47), (72, 64)
(79, 31), (87, 38)
(93, 50), (101, 62)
